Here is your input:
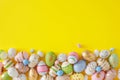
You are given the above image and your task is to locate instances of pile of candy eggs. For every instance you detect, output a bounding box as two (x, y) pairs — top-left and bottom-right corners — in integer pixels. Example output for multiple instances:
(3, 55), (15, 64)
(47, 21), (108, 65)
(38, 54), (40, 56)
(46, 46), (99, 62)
(0, 47), (119, 80)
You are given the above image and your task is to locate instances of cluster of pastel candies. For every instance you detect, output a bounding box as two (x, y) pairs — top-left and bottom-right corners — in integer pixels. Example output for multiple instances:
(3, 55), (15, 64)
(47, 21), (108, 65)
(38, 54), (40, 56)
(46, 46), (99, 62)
(0, 48), (120, 80)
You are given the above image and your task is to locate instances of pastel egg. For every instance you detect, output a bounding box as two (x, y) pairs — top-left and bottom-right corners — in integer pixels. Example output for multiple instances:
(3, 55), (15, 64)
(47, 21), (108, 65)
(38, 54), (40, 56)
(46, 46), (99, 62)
(82, 50), (96, 62)
(73, 60), (86, 73)
(56, 75), (70, 80)
(68, 56), (78, 64)
(8, 67), (19, 78)
(61, 62), (73, 75)
(71, 73), (84, 80)
(69, 52), (79, 60)
(1, 72), (12, 80)
(45, 51), (56, 67)
(109, 54), (119, 68)
(57, 70), (64, 76)
(3, 59), (14, 70)
(57, 53), (67, 62)
(105, 69), (117, 80)
(28, 54), (39, 68)
(92, 71), (105, 80)
(99, 50), (110, 58)
(37, 61), (48, 75)
(23, 59), (29, 66)
(29, 68), (38, 80)
(8, 48), (16, 59)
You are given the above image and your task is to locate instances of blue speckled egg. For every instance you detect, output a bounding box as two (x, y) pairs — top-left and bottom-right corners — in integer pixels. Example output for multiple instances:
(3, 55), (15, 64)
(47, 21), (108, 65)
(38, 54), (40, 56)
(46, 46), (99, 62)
(57, 70), (64, 76)
(23, 59), (29, 66)
(73, 60), (86, 73)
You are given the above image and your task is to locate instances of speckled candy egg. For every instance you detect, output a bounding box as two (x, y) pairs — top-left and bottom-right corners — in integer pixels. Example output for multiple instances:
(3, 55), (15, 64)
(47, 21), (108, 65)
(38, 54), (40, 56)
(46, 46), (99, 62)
(37, 61), (48, 75)
(71, 73), (84, 80)
(105, 69), (117, 80)
(109, 54), (119, 68)
(68, 52), (79, 64)
(29, 68), (38, 80)
(8, 67), (19, 78)
(45, 51), (56, 67)
(99, 50), (110, 58)
(62, 62), (73, 75)
(8, 48), (16, 59)
(57, 53), (67, 62)
(82, 50), (96, 62)
(73, 60), (86, 73)
(56, 75), (70, 80)
(28, 54), (39, 68)
(1, 72), (12, 80)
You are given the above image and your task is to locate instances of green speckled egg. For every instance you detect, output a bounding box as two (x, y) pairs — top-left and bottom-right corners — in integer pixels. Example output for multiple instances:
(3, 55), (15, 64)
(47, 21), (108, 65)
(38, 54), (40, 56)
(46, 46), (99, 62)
(62, 62), (73, 75)
(45, 51), (56, 67)
(2, 72), (12, 80)
(109, 54), (119, 68)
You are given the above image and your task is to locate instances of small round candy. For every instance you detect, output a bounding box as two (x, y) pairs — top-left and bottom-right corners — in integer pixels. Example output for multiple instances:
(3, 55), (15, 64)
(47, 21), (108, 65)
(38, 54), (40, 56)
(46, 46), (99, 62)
(57, 70), (64, 76)
(23, 59), (29, 66)
(96, 66), (102, 72)
(8, 48), (16, 59)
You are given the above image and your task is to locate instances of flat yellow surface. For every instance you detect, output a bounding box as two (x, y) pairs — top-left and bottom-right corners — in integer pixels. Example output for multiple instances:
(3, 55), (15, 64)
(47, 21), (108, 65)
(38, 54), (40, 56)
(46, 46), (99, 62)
(0, 0), (120, 79)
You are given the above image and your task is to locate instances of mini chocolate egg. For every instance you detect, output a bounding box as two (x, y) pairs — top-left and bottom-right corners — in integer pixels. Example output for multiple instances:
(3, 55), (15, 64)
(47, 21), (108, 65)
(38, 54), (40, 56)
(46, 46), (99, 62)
(97, 58), (110, 71)
(13, 74), (27, 80)
(109, 54), (119, 68)
(3, 59), (14, 70)
(56, 75), (70, 80)
(61, 62), (73, 75)
(73, 60), (86, 73)
(8, 48), (16, 59)
(99, 50), (110, 58)
(82, 50), (96, 62)
(0, 51), (8, 60)
(57, 70), (64, 76)
(28, 54), (39, 68)
(8, 67), (19, 78)
(41, 75), (54, 80)
(15, 51), (29, 62)
(45, 51), (56, 67)
(15, 63), (29, 73)
(118, 69), (120, 79)
(57, 53), (67, 62)
(68, 52), (79, 64)
(0, 62), (3, 75)
(92, 71), (105, 80)
(105, 69), (117, 80)
(71, 73), (84, 80)
(85, 61), (97, 75)
(37, 61), (48, 75)
(37, 51), (44, 57)
(1, 72), (12, 80)
(29, 68), (38, 80)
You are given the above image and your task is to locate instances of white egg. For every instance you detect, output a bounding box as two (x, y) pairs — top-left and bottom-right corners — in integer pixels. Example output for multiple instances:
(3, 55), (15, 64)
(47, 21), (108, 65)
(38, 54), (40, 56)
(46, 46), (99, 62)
(8, 67), (19, 78)
(8, 48), (16, 59)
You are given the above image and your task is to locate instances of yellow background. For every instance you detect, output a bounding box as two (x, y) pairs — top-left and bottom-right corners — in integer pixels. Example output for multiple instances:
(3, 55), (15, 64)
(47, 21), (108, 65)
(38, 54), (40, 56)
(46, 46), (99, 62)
(0, 0), (120, 79)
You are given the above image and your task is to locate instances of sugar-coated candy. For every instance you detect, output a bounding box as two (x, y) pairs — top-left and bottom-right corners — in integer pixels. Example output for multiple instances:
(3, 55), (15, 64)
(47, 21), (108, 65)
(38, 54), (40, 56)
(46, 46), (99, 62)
(41, 75), (54, 80)
(109, 54), (119, 68)
(92, 71), (105, 80)
(8, 48), (16, 59)
(99, 50), (110, 58)
(13, 74), (27, 80)
(71, 73), (84, 80)
(85, 61), (97, 75)
(57, 53), (67, 62)
(1, 72), (12, 80)
(29, 68), (38, 80)
(68, 52), (79, 64)
(97, 58), (110, 71)
(57, 70), (64, 76)
(82, 50), (96, 62)
(15, 51), (29, 62)
(8, 67), (19, 78)
(73, 60), (86, 73)
(45, 51), (56, 67)
(28, 54), (39, 68)
(105, 69), (117, 80)
(15, 63), (29, 73)
(3, 59), (14, 70)
(56, 75), (70, 80)
(61, 62), (73, 75)
(37, 61), (48, 75)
